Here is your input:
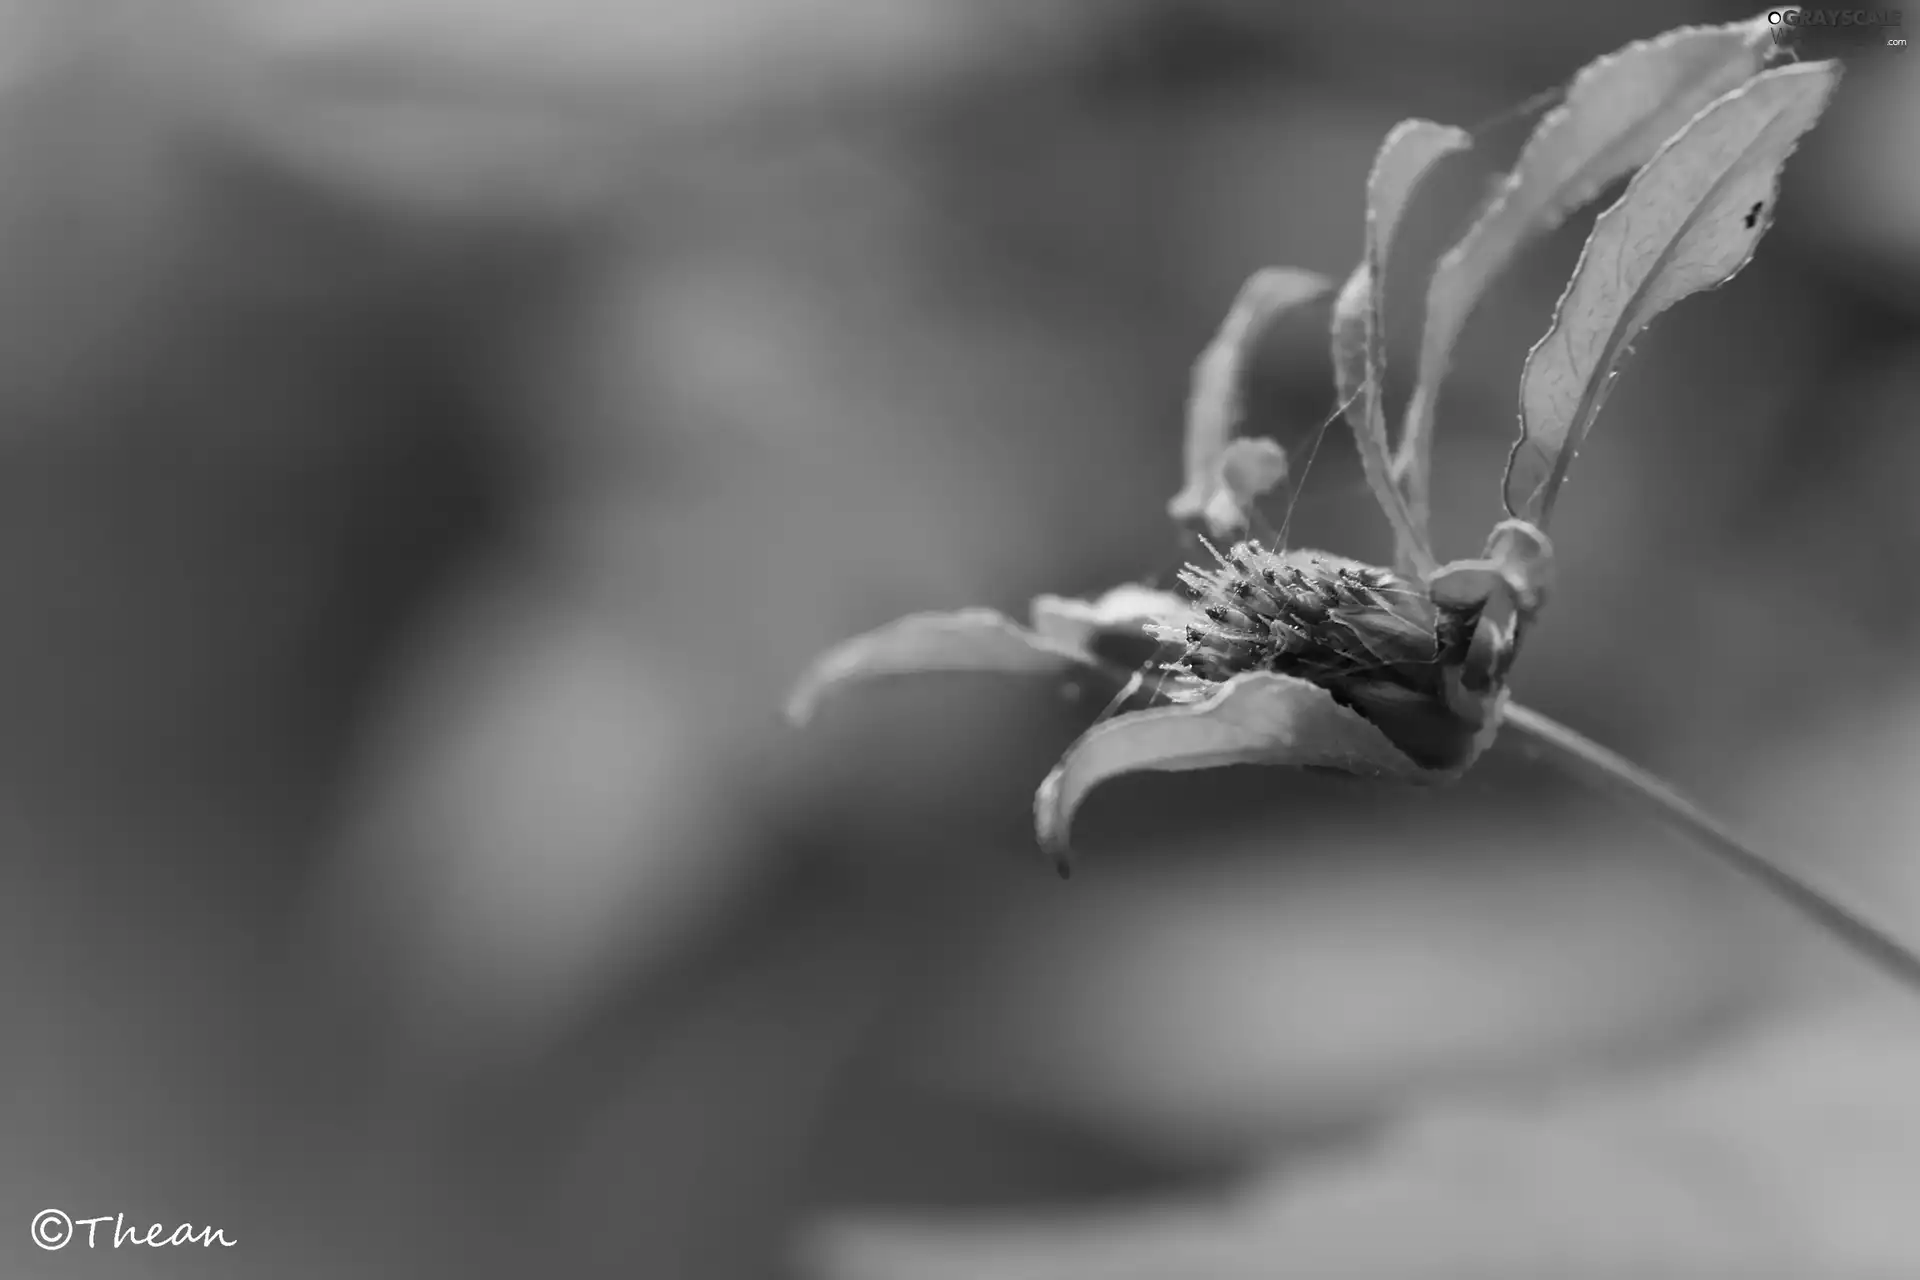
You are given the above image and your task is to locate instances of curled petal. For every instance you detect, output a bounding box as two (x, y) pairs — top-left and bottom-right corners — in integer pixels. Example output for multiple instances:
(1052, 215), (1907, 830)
(788, 585), (1193, 727)
(784, 609), (1095, 727)
(1427, 519), (1556, 614)
(1033, 671), (1446, 873)
(1170, 267), (1332, 539)
(1188, 437), (1292, 542)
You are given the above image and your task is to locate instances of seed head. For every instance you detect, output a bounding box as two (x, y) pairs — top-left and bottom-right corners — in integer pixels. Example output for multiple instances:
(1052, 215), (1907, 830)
(1165, 539), (1492, 768)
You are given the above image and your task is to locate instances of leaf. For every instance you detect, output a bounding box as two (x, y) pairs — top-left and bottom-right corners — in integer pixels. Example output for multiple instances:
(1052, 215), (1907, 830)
(1169, 268), (1332, 539)
(784, 609), (1097, 727)
(1331, 120), (1470, 579)
(1395, 14), (1781, 533)
(1505, 59), (1841, 527)
(1032, 671), (1432, 874)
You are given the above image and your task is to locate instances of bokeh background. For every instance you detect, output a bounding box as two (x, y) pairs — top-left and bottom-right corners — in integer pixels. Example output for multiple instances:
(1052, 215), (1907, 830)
(1, 1), (1917, 1277)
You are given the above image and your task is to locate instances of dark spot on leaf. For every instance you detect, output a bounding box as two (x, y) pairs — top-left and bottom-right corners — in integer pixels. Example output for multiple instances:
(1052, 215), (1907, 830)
(1744, 200), (1763, 229)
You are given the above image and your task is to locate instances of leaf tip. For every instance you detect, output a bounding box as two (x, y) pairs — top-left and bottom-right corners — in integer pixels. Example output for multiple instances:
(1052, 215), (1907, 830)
(782, 658), (841, 729)
(1033, 764), (1078, 874)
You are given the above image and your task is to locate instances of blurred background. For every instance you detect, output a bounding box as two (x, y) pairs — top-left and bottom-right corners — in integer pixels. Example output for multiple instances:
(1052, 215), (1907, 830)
(0, 1), (1916, 1277)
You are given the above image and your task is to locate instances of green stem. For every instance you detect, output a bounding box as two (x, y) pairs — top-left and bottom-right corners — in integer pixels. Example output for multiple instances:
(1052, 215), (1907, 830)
(1501, 701), (1920, 996)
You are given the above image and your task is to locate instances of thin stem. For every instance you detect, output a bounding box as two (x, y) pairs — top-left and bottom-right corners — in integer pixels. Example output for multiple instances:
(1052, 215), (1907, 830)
(1500, 700), (1920, 997)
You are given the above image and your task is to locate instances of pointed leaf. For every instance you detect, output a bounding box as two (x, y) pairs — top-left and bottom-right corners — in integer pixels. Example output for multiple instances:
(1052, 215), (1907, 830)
(1170, 267), (1332, 538)
(1506, 60), (1841, 527)
(1032, 671), (1432, 872)
(1395, 14), (1781, 531)
(1331, 120), (1470, 577)
(784, 609), (1094, 726)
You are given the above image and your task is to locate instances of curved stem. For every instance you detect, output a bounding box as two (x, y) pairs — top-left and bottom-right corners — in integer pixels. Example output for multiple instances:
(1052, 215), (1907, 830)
(1500, 700), (1920, 996)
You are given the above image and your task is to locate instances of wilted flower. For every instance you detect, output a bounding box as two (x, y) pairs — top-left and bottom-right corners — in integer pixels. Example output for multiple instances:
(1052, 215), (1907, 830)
(788, 17), (1838, 859)
(784, 16), (1920, 998)
(1164, 542), (1501, 770)
(790, 20), (1920, 1280)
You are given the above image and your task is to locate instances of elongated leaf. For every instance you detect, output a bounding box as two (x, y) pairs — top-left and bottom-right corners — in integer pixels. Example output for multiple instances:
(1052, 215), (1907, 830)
(1170, 268), (1332, 538)
(1331, 120), (1470, 578)
(1032, 671), (1432, 874)
(784, 609), (1095, 727)
(1507, 60), (1840, 527)
(1396, 13), (1781, 534)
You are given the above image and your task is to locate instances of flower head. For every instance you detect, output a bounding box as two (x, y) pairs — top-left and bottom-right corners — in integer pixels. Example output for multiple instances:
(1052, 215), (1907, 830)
(787, 32), (1838, 871)
(1160, 539), (1499, 771)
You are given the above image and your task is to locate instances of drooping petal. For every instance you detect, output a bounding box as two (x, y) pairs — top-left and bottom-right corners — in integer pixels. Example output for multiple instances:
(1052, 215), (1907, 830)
(1033, 671), (1447, 873)
(784, 609), (1099, 727)
(787, 585), (1196, 727)
(1198, 437), (1291, 541)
